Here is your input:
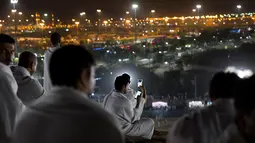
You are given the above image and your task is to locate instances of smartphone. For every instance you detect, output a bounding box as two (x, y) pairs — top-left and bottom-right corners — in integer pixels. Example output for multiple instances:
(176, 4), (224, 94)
(135, 91), (142, 99)
(138, 79), (143, 87)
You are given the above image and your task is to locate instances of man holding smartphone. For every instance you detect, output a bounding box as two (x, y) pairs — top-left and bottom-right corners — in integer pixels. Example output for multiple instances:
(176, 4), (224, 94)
(103, 75), (154, 139)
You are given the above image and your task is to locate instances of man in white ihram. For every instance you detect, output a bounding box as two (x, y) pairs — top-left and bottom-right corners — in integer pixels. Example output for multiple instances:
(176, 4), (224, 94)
(167, 72), (240, 143)
(13, 45), (123, 143)
(43, 32), (61, 93)
(0, 34), (24, 143)
(103, 75), (154, 139)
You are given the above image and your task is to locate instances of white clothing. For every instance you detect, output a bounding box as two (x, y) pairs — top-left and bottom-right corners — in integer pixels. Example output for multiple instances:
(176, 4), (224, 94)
(219, 124), (246, 143)
(167, 99), (236, 143)
(43, 47), (59, 93)
(103, 90), (154, 139)
(11, 66), (45, 105)
(0, 63), (24, 142)
(13, 86), (124, 143)
(126, 88), (137, 108)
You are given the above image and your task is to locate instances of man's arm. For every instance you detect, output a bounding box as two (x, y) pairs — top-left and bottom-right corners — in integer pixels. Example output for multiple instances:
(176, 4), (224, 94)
(30, 78), (46, 100)
(0, 73), (24, 137)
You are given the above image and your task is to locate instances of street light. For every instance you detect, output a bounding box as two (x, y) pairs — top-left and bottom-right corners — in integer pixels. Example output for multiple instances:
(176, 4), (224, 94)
(151, 10), (155, 14)
(126, 11), (129, 14)
(132, 4), (138, 44)
(44, 13), (48, 17)
(10, 0), (18, 36)
(40, 23), (44, 38)
(0, 24), (2, 33)
(18, 12), (22, 15)
(80, 12), (86, 16)
(192, 9), (196, 12)
(196, 4), (202, 24)
(75, 21), (80, 36)
(103, 21), (108, 33)
(237, 5), (242, 14)
(196, 4), (202, 17)
(97, 9), (101, 35)
(80, 12), (86, 29)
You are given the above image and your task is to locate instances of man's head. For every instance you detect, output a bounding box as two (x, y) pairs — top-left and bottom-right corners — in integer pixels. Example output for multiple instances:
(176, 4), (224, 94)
(50, 32), (61, 47)
(0, 34), (15, 65)
(50, 45), (95, 94)
(114, 75), (130, 94)
(122, 73), (131, 83)
(209, 72), (240, 101)
(235, 75), (255, 141)
(18, 51), (37, 75)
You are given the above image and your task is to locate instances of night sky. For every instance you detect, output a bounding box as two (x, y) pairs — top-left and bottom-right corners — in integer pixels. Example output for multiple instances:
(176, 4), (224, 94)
(1, 0), (255, 19)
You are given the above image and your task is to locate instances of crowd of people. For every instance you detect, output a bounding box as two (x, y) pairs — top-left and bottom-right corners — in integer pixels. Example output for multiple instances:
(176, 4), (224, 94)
(0, 32), (255, 143)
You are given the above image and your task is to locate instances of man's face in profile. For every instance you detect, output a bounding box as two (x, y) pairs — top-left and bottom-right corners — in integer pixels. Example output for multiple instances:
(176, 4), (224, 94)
(0, 43), (15, 66)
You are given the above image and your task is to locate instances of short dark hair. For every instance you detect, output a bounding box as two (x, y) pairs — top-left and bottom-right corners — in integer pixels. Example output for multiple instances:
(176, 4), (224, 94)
(49, 45), (95, 88)
(50, 32), (61, 46)
(114, 76), (130, 91)
(0, 34), (15, 45)
(18, 51), (36, 68)
(122, 73), (131, 83)
(235, 76), (255, 115)
(209, 72), (240, 99)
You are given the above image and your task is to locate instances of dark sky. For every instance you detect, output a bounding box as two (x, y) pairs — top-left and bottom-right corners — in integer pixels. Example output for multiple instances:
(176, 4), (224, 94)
(1, 0), (255, 19)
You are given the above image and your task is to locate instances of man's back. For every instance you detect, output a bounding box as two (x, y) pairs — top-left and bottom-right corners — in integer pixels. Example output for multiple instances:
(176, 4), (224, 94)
(11, 66), (44, 105)
(13, 87), (123, 143)
(167, 99), (235, 143)
(43, 47), (59, 93)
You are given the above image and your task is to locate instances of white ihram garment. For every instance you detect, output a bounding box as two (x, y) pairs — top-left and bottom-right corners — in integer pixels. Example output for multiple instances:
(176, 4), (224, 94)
(167, 99), (235, 143)
(0, 63), (24, 142)
(12, 87), (124, 143)
(43, 46), (59, 93)
(125, 88), (137, 108)
(219, 124), (246, 143)
(103, 90), (154, 139)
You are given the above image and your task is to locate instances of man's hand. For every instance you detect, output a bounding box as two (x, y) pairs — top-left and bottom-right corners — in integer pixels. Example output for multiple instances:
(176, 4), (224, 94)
(138, 85), (147, 100)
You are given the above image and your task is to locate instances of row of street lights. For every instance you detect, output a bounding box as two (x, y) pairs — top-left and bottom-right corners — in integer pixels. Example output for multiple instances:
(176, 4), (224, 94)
(192, 4), (243, 15)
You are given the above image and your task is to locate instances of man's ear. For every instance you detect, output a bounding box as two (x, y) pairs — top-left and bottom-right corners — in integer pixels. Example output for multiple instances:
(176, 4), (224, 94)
(29, 61), (34, 69)
(80, 69), (90, 87)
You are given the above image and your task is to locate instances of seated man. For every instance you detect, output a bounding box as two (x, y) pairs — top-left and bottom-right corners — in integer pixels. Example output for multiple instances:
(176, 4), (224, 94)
(103, 75), (154, 139)
(167, 72), (240, 143)
(11, 51), (45, 105)
(12, 45), (124, 143)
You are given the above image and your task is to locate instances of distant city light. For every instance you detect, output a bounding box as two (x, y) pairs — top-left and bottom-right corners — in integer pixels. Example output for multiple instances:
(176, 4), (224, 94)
(65, 29), (69, 32)
(10, 0), (18, 4)
(237, 5), (242, 9)
(80, 12), (86, 16)
(126, 11), (129, 14)
(151, 10), (155, 13)
(44, 13), (48, 17)
(18, 12), (22, 15)
(225, 66), (253, 79)
(132, 4), (138, 9)
(196, 4), (202, 9)
(192, 9), (196, 12)
(97, 9), (102, 13)
(11, 9), (17, 13)
(152, 101), (168, 108)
